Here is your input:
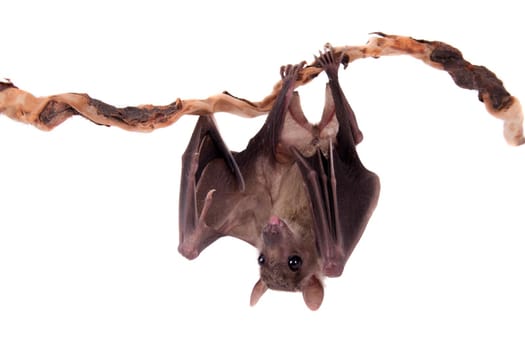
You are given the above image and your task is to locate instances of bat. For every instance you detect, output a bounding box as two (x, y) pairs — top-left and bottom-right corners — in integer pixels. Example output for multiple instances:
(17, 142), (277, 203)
(178, 50), (380, 310)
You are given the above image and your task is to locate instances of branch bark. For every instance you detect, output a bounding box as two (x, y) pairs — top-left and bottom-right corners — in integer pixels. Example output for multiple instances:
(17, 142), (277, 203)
(1, 33), (523, 145)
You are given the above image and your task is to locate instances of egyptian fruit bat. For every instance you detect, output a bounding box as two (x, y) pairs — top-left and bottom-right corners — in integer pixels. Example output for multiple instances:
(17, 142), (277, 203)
(178, 50), (380, 310)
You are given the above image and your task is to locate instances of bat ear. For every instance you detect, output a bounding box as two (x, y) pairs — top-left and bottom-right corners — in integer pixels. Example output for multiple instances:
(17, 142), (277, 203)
(301, 275), (324, 311)
(250, 278), (268, 307)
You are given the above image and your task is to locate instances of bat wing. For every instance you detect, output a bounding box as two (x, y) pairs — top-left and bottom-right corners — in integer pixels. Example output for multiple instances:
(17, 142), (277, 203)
(178, 115), (245, 259)
(293, 144), (380, 277)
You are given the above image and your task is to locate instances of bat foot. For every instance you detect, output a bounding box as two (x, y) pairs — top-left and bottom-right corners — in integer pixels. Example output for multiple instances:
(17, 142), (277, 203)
(315, 48), (340, 80)
(279, 62), (306, 81)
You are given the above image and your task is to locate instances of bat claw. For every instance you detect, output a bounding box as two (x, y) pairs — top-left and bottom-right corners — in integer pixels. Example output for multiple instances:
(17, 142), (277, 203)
(315, 48), (341, 79)
(279, 62), (305, 81)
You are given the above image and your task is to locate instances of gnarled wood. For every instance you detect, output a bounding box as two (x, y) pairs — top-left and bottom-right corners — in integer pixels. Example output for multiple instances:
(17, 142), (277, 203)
(1, 33), (523, 145)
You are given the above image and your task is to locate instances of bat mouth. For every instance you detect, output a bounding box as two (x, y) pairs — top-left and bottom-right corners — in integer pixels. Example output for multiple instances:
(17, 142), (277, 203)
(262, 229), (281, 245)
(266, 282), (296, 292)
(262, 216), (286, 245)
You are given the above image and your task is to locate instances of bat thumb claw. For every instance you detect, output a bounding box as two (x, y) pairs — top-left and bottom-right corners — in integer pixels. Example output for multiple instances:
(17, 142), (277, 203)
(323, 261), (344, 277)
(178, 243), (200, 260)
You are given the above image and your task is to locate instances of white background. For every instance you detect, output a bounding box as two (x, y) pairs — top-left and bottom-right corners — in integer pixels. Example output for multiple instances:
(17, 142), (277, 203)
(1, 1), (524, 349)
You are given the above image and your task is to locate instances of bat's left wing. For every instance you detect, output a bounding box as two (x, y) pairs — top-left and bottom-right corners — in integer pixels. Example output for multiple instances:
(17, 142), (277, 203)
(178, 115), (246, 259)
(293, 50), (381, 278)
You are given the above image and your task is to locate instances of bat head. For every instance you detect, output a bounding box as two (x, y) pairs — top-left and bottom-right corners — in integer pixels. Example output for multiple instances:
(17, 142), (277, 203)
(250, 215), (324, 310)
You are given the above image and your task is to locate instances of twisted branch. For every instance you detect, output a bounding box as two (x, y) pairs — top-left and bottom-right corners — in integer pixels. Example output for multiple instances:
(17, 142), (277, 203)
(1, 33), (523, 145)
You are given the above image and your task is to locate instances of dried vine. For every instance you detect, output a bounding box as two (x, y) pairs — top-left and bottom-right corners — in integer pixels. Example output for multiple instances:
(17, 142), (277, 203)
(1, 33), (523, 145)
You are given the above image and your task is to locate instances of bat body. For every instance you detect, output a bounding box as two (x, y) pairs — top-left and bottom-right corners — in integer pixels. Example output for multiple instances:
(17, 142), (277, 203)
(178, 51), (380, 310)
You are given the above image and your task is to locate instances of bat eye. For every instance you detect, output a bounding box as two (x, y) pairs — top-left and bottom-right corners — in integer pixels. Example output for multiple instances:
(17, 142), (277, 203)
(258, 254), (266, 266)
(287, 255), (303, 272)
